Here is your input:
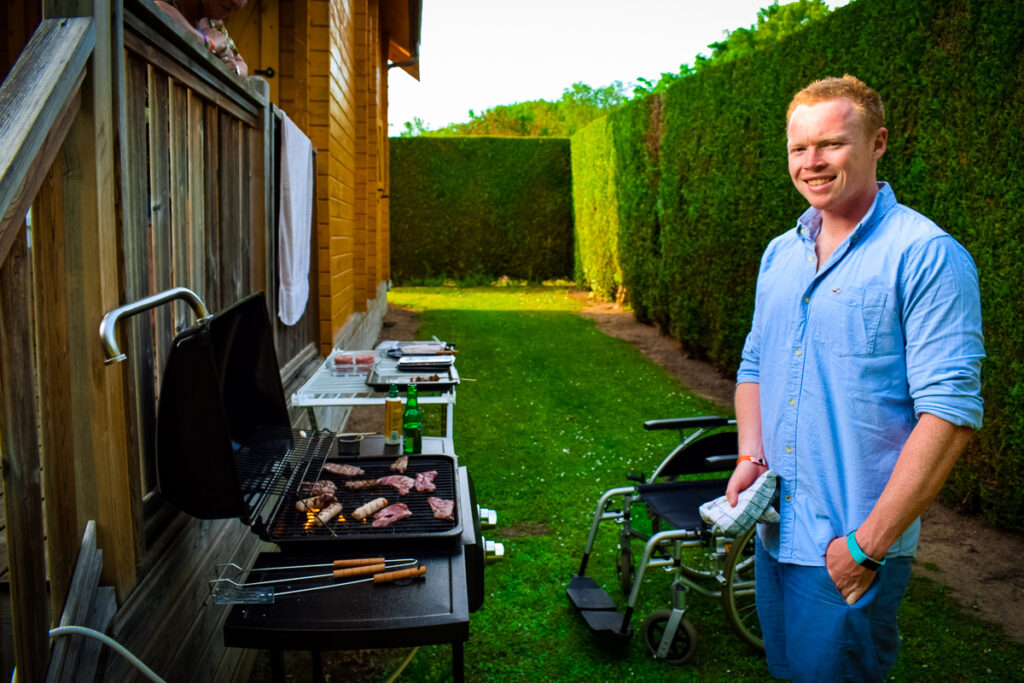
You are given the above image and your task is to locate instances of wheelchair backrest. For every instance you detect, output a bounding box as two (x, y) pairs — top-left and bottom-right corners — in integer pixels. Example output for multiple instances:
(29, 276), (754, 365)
(652, 430), (738, 480)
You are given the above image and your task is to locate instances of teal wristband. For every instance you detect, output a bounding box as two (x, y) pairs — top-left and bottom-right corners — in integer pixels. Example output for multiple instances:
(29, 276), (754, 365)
(846, 530), (885, 571)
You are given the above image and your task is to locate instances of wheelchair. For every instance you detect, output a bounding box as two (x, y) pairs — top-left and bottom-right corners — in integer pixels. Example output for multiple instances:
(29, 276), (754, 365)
(566, 416), (763, 664)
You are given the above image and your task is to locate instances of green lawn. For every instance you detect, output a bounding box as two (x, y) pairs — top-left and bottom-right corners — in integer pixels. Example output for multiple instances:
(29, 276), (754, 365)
(352, 286), (1024, 681)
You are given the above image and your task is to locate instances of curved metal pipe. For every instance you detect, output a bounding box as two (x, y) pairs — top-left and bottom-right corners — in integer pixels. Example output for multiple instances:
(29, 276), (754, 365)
(99, 287), (212, 365)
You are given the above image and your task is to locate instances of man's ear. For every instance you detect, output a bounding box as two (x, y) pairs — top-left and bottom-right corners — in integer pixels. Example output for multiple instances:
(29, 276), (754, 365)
(873, 127), (888, 160)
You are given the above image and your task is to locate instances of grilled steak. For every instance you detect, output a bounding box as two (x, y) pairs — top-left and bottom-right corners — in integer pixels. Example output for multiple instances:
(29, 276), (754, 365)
(378, 475), (415, 496)
(414, 470), (438, 492)
(372, 503), (411, 527)
(390, 455), (408, 473)
(344, 479), (380, 490)
(323, 463), (364, 476)
(426, 496), (454, 521)
(299, 479), (337, 497)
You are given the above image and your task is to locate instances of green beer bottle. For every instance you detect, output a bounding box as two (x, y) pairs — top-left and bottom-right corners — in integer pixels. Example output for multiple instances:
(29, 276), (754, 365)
(402, 383), (423, 454)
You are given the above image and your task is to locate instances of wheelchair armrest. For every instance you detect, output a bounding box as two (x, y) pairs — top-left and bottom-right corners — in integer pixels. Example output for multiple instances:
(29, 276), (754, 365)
(705, 455), (738, 470)
(625, 471), (646, 483)
(643, 416), (731, 431)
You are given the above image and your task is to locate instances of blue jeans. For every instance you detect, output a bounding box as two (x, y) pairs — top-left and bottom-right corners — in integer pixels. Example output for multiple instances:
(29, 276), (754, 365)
(755, 537), (913, 682)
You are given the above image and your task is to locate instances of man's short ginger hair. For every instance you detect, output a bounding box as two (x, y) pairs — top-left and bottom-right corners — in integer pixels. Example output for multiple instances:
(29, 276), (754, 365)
(786, 75), (885, 136)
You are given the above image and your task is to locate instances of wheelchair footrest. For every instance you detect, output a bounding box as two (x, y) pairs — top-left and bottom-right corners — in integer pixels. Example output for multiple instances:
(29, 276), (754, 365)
(567, 575), (632, 638)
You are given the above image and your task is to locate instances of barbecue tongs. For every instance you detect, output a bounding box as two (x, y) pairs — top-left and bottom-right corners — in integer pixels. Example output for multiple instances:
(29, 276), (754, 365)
(210, 557), (425, 604)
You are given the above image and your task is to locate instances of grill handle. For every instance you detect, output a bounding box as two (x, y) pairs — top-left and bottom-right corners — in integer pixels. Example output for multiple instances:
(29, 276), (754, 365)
(99, 286), (213, 364)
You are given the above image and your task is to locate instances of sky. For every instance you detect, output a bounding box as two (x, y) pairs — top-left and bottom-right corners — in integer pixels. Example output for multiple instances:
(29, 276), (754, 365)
(388, 0), (851, 134)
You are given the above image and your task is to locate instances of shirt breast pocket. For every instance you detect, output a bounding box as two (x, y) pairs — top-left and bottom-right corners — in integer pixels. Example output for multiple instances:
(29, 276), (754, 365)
(813, 286), (889, 356)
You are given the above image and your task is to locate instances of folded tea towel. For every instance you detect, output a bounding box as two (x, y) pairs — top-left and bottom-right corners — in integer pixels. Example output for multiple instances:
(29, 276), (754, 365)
(699, 469), (780, 536)
(278, 109), (314, 326)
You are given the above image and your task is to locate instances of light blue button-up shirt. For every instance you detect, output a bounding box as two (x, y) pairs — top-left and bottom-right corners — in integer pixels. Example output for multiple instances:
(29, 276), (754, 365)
(737, 183), (984, 566)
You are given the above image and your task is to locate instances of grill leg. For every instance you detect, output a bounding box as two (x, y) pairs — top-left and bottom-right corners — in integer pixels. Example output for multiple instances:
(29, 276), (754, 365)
(453, 641), (464, 682)
(311, 650), (324, 683)
(270, 650), (284, 682)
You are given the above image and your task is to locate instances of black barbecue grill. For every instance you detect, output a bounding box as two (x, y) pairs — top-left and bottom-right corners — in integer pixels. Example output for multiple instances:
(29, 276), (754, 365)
(102, 289), (498, 681)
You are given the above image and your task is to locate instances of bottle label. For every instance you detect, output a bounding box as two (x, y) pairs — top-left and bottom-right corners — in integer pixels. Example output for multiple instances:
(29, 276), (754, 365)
(384, 398), (402, 445)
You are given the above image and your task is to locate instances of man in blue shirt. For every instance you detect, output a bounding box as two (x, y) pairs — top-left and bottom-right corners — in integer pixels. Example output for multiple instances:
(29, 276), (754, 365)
(726, 75), (984, 681)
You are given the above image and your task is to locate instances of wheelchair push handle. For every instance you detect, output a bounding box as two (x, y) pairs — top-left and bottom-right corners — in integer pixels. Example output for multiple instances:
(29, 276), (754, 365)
(643, 416), (732, 432)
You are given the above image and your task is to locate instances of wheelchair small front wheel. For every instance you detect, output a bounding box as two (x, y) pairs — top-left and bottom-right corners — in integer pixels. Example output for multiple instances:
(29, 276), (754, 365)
(616, 547), (634, 595)
(721, 524), (764, 651)
(642, 609), (698, 665)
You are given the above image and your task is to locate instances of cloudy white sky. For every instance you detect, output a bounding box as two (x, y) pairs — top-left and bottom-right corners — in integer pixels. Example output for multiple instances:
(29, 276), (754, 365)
(388, 0), (851, 134)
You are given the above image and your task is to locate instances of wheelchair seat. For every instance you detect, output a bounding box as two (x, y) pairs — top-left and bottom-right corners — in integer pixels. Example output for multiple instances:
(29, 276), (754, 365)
(637, 478), (729, 531)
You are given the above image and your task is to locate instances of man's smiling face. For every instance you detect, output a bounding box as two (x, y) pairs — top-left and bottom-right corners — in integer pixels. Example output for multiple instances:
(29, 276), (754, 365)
(787, 97), (887, 222)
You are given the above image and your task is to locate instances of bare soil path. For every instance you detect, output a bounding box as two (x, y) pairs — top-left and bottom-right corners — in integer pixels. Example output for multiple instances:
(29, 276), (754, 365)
(579, 297), (1024, 643)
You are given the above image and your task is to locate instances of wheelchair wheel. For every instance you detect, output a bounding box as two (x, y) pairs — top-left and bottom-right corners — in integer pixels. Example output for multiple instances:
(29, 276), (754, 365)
(677, 542), (720, 580)
(642, 609), (698, 664)
(720, 524), (764, 651)
(616, 547), (634, 595)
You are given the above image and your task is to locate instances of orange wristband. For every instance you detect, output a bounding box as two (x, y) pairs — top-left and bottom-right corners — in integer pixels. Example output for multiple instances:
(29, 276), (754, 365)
(737, 455), (767, 467)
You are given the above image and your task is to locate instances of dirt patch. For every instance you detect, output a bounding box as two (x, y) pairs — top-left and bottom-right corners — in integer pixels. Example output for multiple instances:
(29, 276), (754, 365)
(579, 297), (1024, 643)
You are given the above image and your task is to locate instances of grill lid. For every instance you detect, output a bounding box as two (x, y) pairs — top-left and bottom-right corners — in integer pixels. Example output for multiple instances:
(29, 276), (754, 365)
(156, 293), (290, 519)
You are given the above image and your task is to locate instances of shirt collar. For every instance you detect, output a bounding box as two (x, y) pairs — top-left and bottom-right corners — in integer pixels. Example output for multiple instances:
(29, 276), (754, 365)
(795, 182), (896, 244)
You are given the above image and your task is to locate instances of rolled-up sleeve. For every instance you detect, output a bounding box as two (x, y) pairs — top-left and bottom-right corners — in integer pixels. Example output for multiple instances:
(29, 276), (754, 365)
(737, 251), (770, 385)
(902, 234), (985, 428)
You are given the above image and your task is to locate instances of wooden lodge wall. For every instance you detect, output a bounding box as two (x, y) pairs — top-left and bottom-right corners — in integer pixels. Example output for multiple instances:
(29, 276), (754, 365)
(275, 0), (392, 356)
(0, 0), (409, 679)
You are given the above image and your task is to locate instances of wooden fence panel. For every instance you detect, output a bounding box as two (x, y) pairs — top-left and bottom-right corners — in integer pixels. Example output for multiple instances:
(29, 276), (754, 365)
(0, 230), (48, 682)
(122, 53), (159, 497)
(146, 65), (173, 382)
(187, 91), (206, 303)
(169, 79), (190, 334)
(32, 153), (80, 625)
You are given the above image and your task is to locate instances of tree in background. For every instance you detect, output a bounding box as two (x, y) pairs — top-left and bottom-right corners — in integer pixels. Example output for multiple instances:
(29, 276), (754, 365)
(633, 0), (832, 96)
(400, 80), (630, 138)
(398, 1), (832, 137)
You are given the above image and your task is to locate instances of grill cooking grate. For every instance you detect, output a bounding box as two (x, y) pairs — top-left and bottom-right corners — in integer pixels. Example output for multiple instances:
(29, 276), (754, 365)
(231, 428), (336, 510)
(270, 455), (459, 542)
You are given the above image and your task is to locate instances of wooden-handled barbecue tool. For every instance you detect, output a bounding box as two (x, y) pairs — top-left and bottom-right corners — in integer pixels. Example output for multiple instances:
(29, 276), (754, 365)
(210, 560), (425, 604)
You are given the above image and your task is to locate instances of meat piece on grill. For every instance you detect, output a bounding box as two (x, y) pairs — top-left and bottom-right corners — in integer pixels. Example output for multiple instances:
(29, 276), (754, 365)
(371, 503), (411, 528)
(315, 501), (344, 526)
(427, 496), (454, 521)
(344, 479), (380, 490)
(295, 493), (337, 512)
(322, 463), (364, 476)
(352, 497), (388, 520)
(299, 479), (337, 497)
(390, 455), (408, 473)
(378, 475), (415, 496)
(414, 470), (438, 493)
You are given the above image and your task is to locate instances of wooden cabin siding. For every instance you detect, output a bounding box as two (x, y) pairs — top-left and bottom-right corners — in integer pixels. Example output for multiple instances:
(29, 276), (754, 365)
(0, 0), (409, 676)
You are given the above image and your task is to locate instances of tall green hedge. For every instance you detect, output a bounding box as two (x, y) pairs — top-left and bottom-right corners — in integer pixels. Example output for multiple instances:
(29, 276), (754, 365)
(570, 117), (621, 299)
(389, 137), (573, 282)
(571, 0), (1024, 529)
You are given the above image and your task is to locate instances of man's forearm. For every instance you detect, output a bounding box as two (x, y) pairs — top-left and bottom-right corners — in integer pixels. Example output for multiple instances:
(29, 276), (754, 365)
(735, 382), (764, 458)
(855, 413), (974, 559)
